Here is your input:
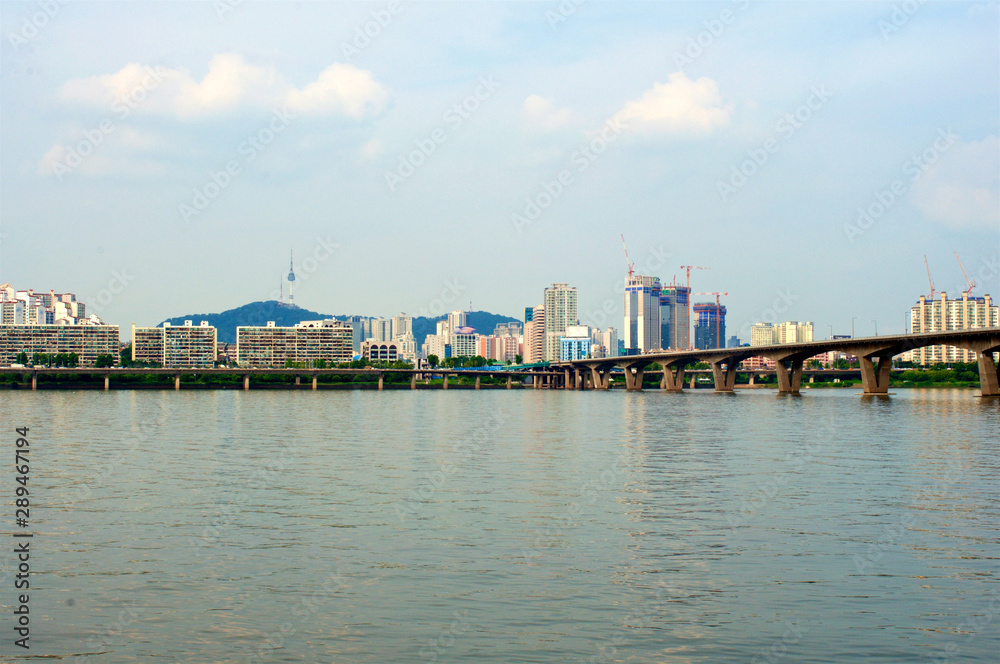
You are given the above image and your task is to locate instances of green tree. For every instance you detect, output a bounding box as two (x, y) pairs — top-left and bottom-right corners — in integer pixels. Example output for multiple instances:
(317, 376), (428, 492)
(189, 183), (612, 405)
(94, 354), (114, 368)
(120, 343), (133, 367)
(427, 354), (439, 368)
(515, 354), (522, 365)
(15, 351), (28, 365)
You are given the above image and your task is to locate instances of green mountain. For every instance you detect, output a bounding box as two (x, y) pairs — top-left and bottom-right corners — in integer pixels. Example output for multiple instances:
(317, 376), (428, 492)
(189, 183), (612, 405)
(159, 301), (521, 347)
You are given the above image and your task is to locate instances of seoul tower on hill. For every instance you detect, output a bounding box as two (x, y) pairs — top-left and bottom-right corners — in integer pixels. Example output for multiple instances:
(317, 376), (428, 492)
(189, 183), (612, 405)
(287, 249), (296, 305)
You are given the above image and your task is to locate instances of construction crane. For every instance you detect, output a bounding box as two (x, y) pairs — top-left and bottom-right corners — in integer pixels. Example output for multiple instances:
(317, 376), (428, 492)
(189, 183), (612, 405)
(696, 292), (728, 349)
(680, 266), (709, 349)
(621, 235), (634, 279)
(954, 251), (975, 295)
(923, 255), (936, 299)
(680, 265), (709, 291)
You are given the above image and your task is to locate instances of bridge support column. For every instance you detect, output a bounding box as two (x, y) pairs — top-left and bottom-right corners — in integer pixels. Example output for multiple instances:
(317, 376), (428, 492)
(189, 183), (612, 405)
(295, 375), (300, 386)
(809, 375), (815, 384)
(443, 375), (449, 390)
(662, 364), (686, 392)
(689, 375), (696, 389)
(977, 352), (1000, 396)
(711, 360), (737, 393)
(564, 368), (573, 390)
(775, 359), (804, 394)
(859, 355), (891, 394)
(174, 374), (181, 391)
(378, 374), (384, 391)
(31, 372), (37, 390)
(475, 376), (481, 390)
(243, 374), (250, 390)
(312, 375), (318, 390)
(748, 374), (755, 386)
(104, 374), (110, 390)
(506, 376), (512, 390)
(411, 374), (417, 390)
(625, 366), (644, 391)
(592, 367), (609, 390)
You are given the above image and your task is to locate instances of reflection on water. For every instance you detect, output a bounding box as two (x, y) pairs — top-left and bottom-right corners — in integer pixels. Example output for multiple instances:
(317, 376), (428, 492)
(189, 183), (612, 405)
(1, 388), (997, 663)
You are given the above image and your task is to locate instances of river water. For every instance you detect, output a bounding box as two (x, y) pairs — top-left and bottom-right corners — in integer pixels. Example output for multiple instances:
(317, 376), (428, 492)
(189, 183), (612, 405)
(1, 388), (997, 662)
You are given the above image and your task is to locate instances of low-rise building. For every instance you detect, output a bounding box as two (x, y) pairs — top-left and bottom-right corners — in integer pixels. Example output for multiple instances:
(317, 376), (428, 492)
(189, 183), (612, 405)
(0, 324), (119, 366)
(362, 340), (401, 363)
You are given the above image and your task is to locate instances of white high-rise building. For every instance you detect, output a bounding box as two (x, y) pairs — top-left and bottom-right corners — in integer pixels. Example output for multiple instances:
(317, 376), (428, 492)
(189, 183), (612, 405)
(543, 283), (577, 362)
(523, 304), (544, 364)
(624, 275), (662, 353)
(908, 292), (999, 364)
(392, 315), (412, 339)
(750, 323), (776, 347)
(775, 321), (814, 344)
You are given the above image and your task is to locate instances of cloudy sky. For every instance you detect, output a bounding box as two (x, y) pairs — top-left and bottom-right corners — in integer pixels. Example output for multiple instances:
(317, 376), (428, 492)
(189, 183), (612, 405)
(1, 0), (997, 340)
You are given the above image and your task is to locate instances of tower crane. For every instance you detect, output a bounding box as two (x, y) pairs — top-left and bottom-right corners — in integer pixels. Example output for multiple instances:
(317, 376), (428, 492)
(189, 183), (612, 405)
(621, 235), (634, 279)
(923, 255), (935, 299)
(954, 251), (975, 295)
(695, 292), (728, 349)
(680, 266), (709, 349)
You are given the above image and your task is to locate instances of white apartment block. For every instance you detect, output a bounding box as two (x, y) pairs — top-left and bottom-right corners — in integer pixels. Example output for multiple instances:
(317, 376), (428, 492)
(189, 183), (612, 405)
(908, 292), (999, 365)
(131, 321), (217, 368)
(543, 283), (577, 362)
(0, 324), (119, 367)
(237, 320), (352, 367)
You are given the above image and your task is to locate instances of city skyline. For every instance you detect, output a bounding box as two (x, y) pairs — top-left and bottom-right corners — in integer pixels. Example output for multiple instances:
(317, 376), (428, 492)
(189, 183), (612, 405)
(1, 2), (997, 339)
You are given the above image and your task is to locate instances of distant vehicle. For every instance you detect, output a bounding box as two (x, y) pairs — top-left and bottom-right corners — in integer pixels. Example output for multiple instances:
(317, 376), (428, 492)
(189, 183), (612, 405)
(10, 363), (25, 368)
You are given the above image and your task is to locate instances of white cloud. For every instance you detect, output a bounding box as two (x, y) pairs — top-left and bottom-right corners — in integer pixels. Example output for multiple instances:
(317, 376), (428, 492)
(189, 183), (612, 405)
(611, 72), (732, 135)
(522, 94), (575, 131)
(911, 135), (999, 230)
(58, 54), (389, 119)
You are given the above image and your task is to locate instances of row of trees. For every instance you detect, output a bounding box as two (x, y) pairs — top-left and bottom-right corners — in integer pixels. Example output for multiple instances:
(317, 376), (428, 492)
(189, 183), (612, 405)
(425, 355), (523, 368)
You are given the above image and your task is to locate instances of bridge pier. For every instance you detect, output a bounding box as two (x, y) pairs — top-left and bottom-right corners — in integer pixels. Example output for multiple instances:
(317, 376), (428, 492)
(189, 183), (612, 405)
(591, 367), (610, 390)
(711, 359), (738, 393)
(689, 374), (696, 390)
(977, 352), (1000, 396)
(859, 355), (892, 394)
(775, 359), (804, 394)
(662, 363), (687, 392)
(411, 374), (417, 390)
(243, 374), (250, 390)
(443, 374), (449, 390)
(748, 374), (755, 386)
(295, 375), (300, 386)
(625, 366), (644, 391)
(564, 368), (573, 390)
(312, 375), (318, 390)
(31, 372), (37, 390)
(378, 374), (384, 391)
(506, 375), (512, 390)
(475, 376), (481, 390)
(174, 374), (181, 391)
(104, 374), (110, 390)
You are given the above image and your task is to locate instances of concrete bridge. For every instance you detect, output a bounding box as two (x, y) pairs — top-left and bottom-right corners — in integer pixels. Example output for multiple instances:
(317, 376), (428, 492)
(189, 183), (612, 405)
(6, 366), (563, 391)
(558, 328), (1000, 396)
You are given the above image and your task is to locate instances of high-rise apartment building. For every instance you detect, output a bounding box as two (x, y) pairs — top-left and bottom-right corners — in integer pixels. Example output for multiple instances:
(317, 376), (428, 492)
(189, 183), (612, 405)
(624, 275), (662, 353)
(908, 292), (998, 364)
(543, 284), (577, 362)
(236, 320), (352, 367)
(523, 304), (545, 363)
(0, 324), (119, 366)
(775, 321), (813, 344)
(750, 323), (776, 346)
(131, 321), (217, 368)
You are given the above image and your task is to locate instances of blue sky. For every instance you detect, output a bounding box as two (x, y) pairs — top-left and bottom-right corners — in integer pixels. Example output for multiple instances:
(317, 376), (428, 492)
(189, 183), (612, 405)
(1, 0), (997, 340)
